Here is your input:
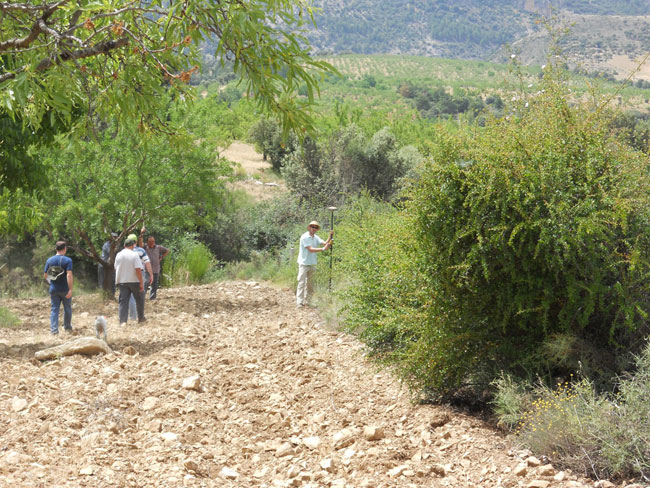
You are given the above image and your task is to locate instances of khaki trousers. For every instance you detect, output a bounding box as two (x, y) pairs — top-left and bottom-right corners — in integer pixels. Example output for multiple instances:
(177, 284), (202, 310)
(296, 264), (315, 305)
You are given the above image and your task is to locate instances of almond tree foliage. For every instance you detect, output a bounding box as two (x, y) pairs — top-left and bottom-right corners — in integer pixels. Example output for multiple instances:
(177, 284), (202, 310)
(37, 123), (229, 292)
(0, 0), (334, 232)
(0, 0), (331, 130)
(339, 66), (650, 399)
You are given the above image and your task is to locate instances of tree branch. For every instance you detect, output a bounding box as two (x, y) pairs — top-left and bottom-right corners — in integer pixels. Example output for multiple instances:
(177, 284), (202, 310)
(35, 36), (129, 71)
(0, 0), (68, 13)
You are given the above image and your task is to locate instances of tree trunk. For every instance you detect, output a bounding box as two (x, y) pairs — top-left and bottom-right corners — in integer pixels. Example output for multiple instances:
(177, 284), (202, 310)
(101, 263), (115, 300)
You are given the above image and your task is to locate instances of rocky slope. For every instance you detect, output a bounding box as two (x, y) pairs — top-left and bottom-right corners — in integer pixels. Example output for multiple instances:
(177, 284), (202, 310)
(0, 281), (632, 487)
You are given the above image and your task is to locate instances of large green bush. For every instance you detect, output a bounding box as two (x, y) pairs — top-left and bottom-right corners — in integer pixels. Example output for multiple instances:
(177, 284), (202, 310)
(341, 68), (650, 399)
(410, 70), (650, 391)
(336, 196), (431, 370)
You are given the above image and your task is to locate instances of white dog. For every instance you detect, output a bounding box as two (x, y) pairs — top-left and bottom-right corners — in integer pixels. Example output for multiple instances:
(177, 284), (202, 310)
(94, 316), (108, 342)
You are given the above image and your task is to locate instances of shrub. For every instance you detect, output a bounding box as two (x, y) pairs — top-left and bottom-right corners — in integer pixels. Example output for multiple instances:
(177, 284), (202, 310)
(500, 343), (650, 480)
(336, 196), (430, 371)
(282, 125), (422, 205)
(248, 118), (297, 171)
(164, 236), (215, 286)
(341, 66), (650, 400)
(0, 306), (20, 328)
(409, 66), (650, 393)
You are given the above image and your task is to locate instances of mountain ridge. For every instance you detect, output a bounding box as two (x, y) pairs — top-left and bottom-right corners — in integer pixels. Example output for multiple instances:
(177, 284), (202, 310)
(305, 1), (650, 80)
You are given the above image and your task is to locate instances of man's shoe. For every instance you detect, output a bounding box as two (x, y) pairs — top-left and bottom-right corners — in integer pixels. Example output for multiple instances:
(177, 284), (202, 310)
(119, 322), (127, 327)
(138, 318), (147, 324)
(51, 331), (59, 336)
(64, 328), (73, 333)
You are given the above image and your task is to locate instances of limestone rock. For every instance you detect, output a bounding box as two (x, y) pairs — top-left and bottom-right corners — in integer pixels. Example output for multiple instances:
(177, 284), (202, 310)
(363, 426), (385, 441)
(514, 464), (527, 476)
(182, 375), (202, 392)
(35, 337), (112, 360)
(10, 397), (27, 412)
(79, 466), (94, 476)
(303, 436), (321, 449)
(145, 419), (163, 432)
(320, 458), (336, 473)
(594, 481), (615, 488)
(276, 442), (294, 457)
(554, 471), (567, 481)
(333, 428), (355, 449)
(537, 464), (555, 476)
(526, 481), (550, 488)
(388, 464), (408, 477)
(220, 466), (239, 479)
(526, 456), (541, 467)
(161, 432), (179, 445)
(142, 397), (158, 411)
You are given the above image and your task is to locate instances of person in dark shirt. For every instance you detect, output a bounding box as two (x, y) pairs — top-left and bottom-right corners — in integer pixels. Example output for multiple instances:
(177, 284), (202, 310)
(43, 241), (74, 335)
(139, 227), (169, 300)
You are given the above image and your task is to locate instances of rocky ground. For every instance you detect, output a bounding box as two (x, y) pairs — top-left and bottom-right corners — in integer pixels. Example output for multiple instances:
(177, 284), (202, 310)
(0, 281), (641, 488)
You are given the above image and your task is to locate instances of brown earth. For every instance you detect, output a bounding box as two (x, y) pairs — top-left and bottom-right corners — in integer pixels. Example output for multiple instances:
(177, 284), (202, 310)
(0, 281), (612, 487)
(220, 142), (287, 201)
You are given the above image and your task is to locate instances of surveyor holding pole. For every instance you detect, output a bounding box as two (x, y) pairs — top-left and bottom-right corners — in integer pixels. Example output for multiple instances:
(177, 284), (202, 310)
(296, 220), (333, 307)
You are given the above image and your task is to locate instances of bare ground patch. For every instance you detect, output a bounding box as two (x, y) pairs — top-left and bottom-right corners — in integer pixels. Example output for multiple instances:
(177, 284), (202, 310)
(220, 141), (287, 201)
(0, 282), (601, 487)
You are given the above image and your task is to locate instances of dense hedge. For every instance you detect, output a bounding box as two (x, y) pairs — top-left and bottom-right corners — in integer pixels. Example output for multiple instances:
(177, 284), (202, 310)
(341, 70), (650, 398)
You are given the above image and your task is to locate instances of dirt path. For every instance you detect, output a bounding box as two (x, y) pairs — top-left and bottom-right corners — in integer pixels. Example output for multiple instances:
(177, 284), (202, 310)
(221, 142), (287, 201)
(1, 282), (598, 487)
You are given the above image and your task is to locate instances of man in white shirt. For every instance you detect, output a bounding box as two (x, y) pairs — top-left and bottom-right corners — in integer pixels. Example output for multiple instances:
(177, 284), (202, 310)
(115, 236), (145, 326)
(296, 220), (333, 307)
(127, 233), (154, 320)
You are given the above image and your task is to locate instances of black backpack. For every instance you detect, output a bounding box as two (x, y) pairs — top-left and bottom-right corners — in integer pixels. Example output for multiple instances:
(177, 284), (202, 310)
(47, 256), (66, 282)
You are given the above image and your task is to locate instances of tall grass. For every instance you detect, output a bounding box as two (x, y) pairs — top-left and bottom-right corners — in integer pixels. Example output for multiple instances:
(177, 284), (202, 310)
(164, 237), (216, 286)
(493, 344), (650, 481)
(0, 306), (20, 328)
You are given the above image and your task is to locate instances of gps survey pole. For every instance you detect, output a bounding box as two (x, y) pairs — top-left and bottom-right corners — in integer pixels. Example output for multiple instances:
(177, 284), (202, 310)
(328, 206), (338, 291)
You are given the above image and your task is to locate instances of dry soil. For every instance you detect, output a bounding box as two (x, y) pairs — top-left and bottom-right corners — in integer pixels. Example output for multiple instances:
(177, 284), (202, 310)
(0, 281), (609, 488)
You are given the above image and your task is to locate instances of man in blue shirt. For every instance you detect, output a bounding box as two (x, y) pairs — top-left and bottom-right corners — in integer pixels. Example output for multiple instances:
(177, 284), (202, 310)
(296, 220), (333, 307)
(43, 241), (74, 335)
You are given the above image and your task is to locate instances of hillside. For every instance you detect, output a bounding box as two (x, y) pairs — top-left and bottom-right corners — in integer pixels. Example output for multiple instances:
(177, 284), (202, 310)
(492, 11), (650, 81)
(305, 0), (650, 80)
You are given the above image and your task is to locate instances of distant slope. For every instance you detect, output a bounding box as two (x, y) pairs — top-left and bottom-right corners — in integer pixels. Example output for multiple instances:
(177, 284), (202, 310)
(308, 0), (536, 59)
(305, 1), (650, 80)
(491, 12), (650, 81)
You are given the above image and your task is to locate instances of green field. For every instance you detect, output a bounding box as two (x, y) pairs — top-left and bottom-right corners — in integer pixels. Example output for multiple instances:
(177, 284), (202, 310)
(313, 54), (650, 112)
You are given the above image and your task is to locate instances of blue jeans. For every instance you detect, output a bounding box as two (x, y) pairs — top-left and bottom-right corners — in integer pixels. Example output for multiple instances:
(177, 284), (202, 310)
(50, 291), (72, 334)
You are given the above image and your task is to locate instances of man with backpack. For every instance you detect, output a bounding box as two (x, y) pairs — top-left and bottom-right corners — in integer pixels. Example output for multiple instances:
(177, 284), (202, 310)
(43, 240), (74, 335)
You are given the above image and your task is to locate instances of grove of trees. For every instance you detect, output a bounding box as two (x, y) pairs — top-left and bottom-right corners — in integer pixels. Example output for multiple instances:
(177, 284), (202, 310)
(1, 0), (334, 236)
(3, 7), (650, 479)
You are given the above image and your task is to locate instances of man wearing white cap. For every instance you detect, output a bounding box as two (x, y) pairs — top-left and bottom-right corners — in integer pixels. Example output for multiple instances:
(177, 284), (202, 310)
(296, 220), (333, 307)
